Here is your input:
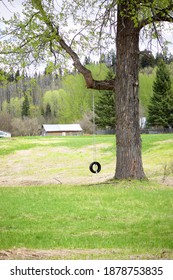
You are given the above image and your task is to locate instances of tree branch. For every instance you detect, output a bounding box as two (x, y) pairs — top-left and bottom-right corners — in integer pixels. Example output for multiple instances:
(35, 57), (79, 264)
(58, 33), (115, 90)
(139, 3), (173, 29)
(31, 0), (115, 91)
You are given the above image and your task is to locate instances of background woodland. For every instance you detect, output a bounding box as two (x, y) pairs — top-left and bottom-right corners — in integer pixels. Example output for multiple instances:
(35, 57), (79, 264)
(0, 51), (173, 136)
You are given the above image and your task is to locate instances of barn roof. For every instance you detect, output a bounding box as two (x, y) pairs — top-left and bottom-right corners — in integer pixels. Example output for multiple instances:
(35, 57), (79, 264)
(42, 124), (83, 132)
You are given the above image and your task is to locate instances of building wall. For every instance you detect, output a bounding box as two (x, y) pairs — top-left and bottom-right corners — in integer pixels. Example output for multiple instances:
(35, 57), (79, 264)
(43, 130), (83, 136)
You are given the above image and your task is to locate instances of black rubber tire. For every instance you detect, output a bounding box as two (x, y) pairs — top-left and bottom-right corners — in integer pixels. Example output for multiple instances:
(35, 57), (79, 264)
(89, 161), (101, 174)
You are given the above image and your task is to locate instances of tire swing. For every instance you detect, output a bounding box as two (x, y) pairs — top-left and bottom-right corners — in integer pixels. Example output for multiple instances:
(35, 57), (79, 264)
(89, 92), (101, 174)
(89, 161), (101, 174)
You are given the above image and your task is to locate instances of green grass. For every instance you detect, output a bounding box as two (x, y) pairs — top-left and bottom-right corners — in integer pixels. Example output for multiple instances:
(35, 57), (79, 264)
(0, 182), (173, 255)
(0, 135), (115, 156)
(0, 134), (173, 259)
(141, 134), (173, 178)
(1, 134), (172, 181)
(139, 70), (156, 112)
(142, 133), (173, 152)
(0, 133), (172, 154)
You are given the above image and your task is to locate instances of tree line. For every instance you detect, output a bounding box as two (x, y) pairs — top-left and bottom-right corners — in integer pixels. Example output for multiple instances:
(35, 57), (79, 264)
(0, 53), (173, 136)
(0, 63), (109, 135)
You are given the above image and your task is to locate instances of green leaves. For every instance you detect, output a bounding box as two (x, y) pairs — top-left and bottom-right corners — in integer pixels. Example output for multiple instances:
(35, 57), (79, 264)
(1, 0), (172, 73)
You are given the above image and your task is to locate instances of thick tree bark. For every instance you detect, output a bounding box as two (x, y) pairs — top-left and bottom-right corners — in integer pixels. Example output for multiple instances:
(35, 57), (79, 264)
(114, 4), (146, 179)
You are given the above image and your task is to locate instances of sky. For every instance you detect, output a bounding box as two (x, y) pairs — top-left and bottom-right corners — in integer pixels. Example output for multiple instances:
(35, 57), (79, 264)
(0, 0), (22, 19)
(140, 22), (173, 55)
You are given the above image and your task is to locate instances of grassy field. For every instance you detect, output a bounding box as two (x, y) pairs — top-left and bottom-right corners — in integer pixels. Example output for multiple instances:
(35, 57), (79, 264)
(0, 134), (173, 259)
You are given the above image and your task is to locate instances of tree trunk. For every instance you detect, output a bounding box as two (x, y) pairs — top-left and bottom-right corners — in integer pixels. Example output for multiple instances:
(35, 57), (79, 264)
(114, 5), (146, 179)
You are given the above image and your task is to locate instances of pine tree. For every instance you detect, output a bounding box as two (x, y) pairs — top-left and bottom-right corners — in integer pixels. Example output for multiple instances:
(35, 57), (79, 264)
(95, 71), (115, 129)
(139, 50), (155, 69)
(95, 91), (115, 129)
(45, 103), (52, 120)
(147, 60), (173, 128)
(15, 70), (20, 82)
(22, 93), (30, 118)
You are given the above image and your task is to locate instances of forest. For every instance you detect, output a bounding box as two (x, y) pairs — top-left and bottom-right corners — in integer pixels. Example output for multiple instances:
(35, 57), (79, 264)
(0, 51), (173, 136)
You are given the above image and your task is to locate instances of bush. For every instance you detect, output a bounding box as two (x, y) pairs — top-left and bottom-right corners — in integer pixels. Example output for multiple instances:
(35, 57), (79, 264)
(11, 117), (41, 136)
(79, 112), (94, 134)
(0, 111), (12, 132)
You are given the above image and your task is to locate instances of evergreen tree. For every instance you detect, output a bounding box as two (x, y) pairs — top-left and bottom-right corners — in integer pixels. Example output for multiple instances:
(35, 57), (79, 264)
(45, 103), (52, 120)
(105, 50), (116, 73)
(15, 70), (20, 82)
(95, 91), (115, 129)
(84, 56), (91, 65)
(95, 71), (115, 129)
(147, 60), (173, 128)
(139, 50), (155, 69)
(0, 69), (7, 85)
(7, 73), (15, 82)
(22, 93), (30, 118)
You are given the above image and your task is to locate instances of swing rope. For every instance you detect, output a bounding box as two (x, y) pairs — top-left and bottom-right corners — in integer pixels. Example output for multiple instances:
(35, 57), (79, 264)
(89, 91), (101, 174)
(92, 91), (97, 161)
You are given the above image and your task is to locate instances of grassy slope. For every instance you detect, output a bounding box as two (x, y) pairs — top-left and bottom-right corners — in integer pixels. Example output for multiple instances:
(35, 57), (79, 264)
(139, 69), (155, 115)
(1, 134), (172, 180)
(0, 134), (173, 259)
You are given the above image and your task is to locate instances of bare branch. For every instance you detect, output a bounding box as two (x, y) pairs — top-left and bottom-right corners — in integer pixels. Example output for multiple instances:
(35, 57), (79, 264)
(1, 0), (13, 13)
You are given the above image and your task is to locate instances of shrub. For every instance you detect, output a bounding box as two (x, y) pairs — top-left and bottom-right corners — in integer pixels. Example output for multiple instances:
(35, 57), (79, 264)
(11, 117), (41, 136)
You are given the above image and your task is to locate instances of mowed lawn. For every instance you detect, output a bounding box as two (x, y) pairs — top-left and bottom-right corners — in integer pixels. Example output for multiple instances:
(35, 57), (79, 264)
(0, 134), (173, 259)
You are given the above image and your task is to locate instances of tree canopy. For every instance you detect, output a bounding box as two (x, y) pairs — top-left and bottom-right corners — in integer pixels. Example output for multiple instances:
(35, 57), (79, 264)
(1, 0), (172, 79)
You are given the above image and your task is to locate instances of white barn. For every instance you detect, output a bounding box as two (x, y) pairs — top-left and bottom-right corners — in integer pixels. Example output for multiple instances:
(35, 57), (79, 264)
(42, 124), (83, 136)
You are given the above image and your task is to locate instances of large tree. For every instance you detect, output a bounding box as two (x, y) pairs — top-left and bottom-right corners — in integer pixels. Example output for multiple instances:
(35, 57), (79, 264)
(0, 0), (173, 179)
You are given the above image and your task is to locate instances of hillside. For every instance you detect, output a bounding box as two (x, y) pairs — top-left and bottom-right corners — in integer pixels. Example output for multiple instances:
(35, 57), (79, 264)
(0, 62), (173, 135)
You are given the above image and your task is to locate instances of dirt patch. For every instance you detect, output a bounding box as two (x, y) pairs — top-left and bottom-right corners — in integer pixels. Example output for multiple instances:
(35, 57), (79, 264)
(0, 248), (115, 260)
(0, 248), (172, 260)
(158, 177), (173, 187)
(157, 139), (173, 144)
(0, 144), (114, 187)
(0, 174), (113, 187)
